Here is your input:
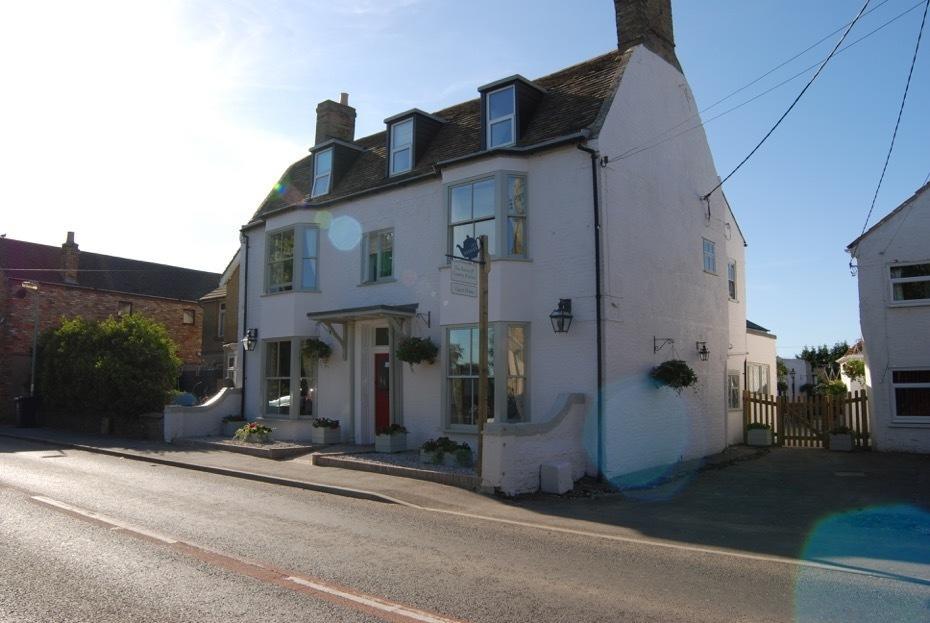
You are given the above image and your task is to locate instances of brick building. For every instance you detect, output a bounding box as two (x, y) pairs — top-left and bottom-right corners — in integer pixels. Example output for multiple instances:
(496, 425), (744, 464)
(198, 250), (241, 394)
(0, 232), (220, 420)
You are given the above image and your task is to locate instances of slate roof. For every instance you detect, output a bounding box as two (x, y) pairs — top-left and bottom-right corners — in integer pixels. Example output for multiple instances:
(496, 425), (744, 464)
(249, 49), (633, 224)
(0, 237), (221, 302)
(746, 320), (771, 333)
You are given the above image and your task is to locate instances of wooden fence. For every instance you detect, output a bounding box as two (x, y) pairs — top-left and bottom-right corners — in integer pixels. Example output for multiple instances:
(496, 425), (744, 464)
(743, 390), (870, 449)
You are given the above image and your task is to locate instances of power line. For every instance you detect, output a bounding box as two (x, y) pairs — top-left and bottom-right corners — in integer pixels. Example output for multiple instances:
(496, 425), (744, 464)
(610, 0), (924, 163)
(701, 0), (873, 201)
(858, 0), (930, 237)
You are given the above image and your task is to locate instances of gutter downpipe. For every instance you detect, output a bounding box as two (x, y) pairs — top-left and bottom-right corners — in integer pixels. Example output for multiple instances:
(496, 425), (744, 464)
(577, 141), (605, 480)
(239, 232), (249, 419)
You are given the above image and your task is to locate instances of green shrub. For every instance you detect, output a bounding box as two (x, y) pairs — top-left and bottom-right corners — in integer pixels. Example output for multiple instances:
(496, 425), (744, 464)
(650, 360), (697, 393)
(818, 379), (848, 396)
(377, 423), (407, 436)
(234, 422), (272, 443)
(37, 315), (181, 420)
(312, 417), (340, 429)
(746, 422), (771, 431)
(302, 338), (332, 360)
(842, 359), (866, 384)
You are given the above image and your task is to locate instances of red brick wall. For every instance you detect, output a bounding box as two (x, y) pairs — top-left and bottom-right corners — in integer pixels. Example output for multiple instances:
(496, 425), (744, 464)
(1, 276), (205, 419)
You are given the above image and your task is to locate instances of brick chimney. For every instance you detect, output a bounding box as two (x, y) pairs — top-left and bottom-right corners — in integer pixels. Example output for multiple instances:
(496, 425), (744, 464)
(315, 92), (356, 145)
(61, 231), (79, 284)
(614, 0), (678, 68)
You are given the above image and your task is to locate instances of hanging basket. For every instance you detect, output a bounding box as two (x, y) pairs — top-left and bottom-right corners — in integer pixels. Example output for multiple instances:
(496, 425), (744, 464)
(302, 338), (332, 360)
(395, 337), (438, 367)
(650, 359), (697, 394)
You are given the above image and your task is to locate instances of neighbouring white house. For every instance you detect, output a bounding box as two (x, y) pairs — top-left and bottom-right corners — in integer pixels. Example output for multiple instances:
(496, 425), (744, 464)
(837, 339), (866, 393)
(230, 0), (761, 492)
(847, 180), (930, 453)
(781, 358), (814, 397)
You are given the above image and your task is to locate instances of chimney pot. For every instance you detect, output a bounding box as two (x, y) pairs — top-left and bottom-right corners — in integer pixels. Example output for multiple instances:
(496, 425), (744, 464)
(315, 93), (356, 145)
(61, 231), (79, 284)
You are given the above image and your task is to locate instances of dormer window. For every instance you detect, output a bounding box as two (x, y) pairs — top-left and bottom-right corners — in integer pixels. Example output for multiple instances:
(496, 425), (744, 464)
(311, 148), (333, 198)
(487, 85), (515, 148)
(390, 119), (413, 175)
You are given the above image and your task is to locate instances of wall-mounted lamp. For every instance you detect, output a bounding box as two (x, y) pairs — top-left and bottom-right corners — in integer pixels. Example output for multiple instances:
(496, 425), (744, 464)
(242, 328), (258, 352)
(549, 299), (573, 333)
(696, 341), (710, 362)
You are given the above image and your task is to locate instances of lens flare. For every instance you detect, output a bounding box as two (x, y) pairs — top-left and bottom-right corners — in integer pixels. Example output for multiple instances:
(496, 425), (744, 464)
(794, 504), (930, 621)
(313, 210), (333, 229)
(328, 215), (361, 251)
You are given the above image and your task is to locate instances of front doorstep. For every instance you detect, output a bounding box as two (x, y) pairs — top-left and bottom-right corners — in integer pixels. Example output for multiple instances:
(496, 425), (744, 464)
(375, 433), (407, 453)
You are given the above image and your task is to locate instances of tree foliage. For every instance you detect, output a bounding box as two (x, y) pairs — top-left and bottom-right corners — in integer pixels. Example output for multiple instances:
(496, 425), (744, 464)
(797, 342), (849, 374)
(842, 359), (866, 384)
(37, 315), (181, 419)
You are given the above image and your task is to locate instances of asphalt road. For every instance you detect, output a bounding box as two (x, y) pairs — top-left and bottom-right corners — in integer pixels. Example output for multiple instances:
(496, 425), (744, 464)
(1, 437), (927, 623)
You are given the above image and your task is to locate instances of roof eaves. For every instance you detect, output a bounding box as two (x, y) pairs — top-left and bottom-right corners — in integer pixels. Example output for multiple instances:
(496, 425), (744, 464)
(847, 180), (930, 251)
(477, 74), (547, 95)
(584, 47), (634, 138)
(383, 108), (448, 125)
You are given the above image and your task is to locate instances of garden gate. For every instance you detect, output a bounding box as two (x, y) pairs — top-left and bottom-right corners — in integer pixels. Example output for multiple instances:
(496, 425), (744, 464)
(742, 390), (871, 449)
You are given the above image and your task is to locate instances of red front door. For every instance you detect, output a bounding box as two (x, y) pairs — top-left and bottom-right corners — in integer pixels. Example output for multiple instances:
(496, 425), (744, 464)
(374, 353), (390, 432)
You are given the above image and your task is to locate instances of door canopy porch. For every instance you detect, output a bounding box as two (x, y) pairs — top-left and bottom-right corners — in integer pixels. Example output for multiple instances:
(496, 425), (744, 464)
(307, 304), (419, 359)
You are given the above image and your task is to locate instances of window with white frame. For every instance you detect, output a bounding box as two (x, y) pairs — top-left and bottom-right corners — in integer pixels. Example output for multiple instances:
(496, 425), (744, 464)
(747, 362), (770, 395)
(728, 261), (737, 300)
(363, 229), (394, 283)
(703, 238), (717, 274)
(446, 322), (529, 428)
(265, 340), (291, 416)
(389, 119), (413, 175)
(487, 85), (515, 148)
(448, 173), (528, 259)
(182, 309), (195, 325)
(727, 372), (741, 409)
(265, 226), (319, 293)
(892, 370), (930, 419)
(890, 262), (930, 303)
(311, 148), (333, 198)
(217, 302), (226, 338)
(225, 354), (236, 381)
(298, 339), (319, 417)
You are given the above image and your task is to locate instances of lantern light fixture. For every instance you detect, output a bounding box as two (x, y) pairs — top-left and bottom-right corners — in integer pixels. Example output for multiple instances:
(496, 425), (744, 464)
(549, 299), (573, 334)
(696, 341), (710, 362)
(242, 328), (258, 352)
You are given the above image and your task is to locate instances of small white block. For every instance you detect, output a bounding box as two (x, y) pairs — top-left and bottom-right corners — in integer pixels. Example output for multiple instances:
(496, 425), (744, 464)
(540, 461), (573, 494)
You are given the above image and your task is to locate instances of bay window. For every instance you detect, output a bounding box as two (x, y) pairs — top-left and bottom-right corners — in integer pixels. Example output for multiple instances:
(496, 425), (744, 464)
(263, 337), (320, 418)
(265, 226), (320, 293)
(447, 172), (528, 259)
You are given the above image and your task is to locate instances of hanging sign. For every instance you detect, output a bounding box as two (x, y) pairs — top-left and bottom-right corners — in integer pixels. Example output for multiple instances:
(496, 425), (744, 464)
(451, 258), (478, 297)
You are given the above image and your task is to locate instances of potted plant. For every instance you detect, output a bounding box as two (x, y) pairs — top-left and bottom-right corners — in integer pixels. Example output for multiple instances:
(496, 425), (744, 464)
(302, 338), (332, 361)
(449, 443), (473, 468)
(222, 414), (246, 437)
(311, 417), (341, 444)
(420, 438), (442, 464)
(395, 337), (439, 369)
(746, 422), (773, 447)
(375, 423), (408, 453)
(828, 425), (854, 452)
(650, 359), (698, 394)
(234, 422), (273, 444)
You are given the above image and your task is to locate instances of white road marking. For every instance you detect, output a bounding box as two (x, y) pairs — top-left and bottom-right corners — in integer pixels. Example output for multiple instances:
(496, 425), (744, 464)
(284, 576), (463, 623)
(30, 495), (178, 544)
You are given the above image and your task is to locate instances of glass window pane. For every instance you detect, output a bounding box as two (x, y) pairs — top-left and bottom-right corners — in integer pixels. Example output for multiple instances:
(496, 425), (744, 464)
(452, 224), (472, 259)
(893, 281), (930, 301)
(304, 228), (317, 258)
(392, 120), (413, 146)
(891, 263), (930, 279)
(300, 342), (317, 417)
(278, 341), (291, 376)
(893, 370), (930, 383)
(508, 217), (525, 256)
(374, 327), (390, 346)
(301, 258), (317, 289)
(367, 252), (378, 282)
(507, 326), (525, 377)
(450, 185), (472, 223)
(449, 378), (472, 426)
(265, 342), (278, 377)
(474, 219), (496, 258)
(507, 176), (526, 215)
(314, 149), (332, 175)
(471, 327), (494, 377)
(489, 120), (513, 147)
(392, 148), (411, 173)
(488, 87), (514, 119)
(472, 178), (495, 219)
(895, 387), (930, 416)
(380, 247), (393, 278)
(266, 379), (290, 416)
(312, 174), (330, 197)
(506, 378), (525, 422)
(448, 328), (472, 375)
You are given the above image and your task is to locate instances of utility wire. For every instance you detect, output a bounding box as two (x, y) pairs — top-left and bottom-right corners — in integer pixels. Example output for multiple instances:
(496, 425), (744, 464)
(611, 0), (923, 163)
(701, 0), (873, 201)
(859, 0), (930, 237)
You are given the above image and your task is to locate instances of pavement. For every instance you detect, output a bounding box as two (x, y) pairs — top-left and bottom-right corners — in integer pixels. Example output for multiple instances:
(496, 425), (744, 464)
(2, 426), (929, 564)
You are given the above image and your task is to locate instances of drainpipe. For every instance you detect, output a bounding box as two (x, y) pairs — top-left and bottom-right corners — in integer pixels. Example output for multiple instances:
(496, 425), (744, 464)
(577, 142), (605, 480)
(239, 232), (250, 419)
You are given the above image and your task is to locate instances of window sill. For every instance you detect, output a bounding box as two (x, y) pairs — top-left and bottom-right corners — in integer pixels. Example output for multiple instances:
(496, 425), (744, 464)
(887, 300), (930, 308)
(443, 426), (479, 435)
(358, 278), (397, 287)
(261, 289), (321, 297)
(889, 420), (930, 428)
(704, 269), (718, 276)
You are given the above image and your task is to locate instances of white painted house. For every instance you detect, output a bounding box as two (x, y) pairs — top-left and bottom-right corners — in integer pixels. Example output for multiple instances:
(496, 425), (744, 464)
(781, 358), (815, 397)
(234, 0), (758, 491)
(847, 181), (930, 453)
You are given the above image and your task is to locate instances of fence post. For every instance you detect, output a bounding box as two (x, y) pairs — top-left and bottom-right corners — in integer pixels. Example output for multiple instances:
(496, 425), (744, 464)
(742, 390), (749, 445)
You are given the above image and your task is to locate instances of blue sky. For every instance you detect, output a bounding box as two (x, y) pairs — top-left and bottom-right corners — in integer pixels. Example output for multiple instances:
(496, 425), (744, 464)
(1, 0), (927, 357)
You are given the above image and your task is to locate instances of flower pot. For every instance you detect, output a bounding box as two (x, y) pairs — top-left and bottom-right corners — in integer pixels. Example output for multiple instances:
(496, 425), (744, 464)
(375, 433), (407, 453)
(311, 426), (341, 445)
(829, 433), (854, 452)
(241, 433), (269, 444)
(747, 429), (773, 447)
(223, 421), (244, 437)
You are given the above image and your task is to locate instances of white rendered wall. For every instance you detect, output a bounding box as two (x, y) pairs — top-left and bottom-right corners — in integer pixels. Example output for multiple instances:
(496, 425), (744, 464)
(852, 186), (930, 452)
(725, 203), (748, 444)
(781, 358), (814, 396)
(594, 46), (731, 484)
(746, 330), (777, 392)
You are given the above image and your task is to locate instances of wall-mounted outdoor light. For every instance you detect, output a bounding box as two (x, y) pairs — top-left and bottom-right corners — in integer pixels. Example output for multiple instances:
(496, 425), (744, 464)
(242, 328), (258, 352)
(696, 341), (710, 361)
(549, 299), (573, 333)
